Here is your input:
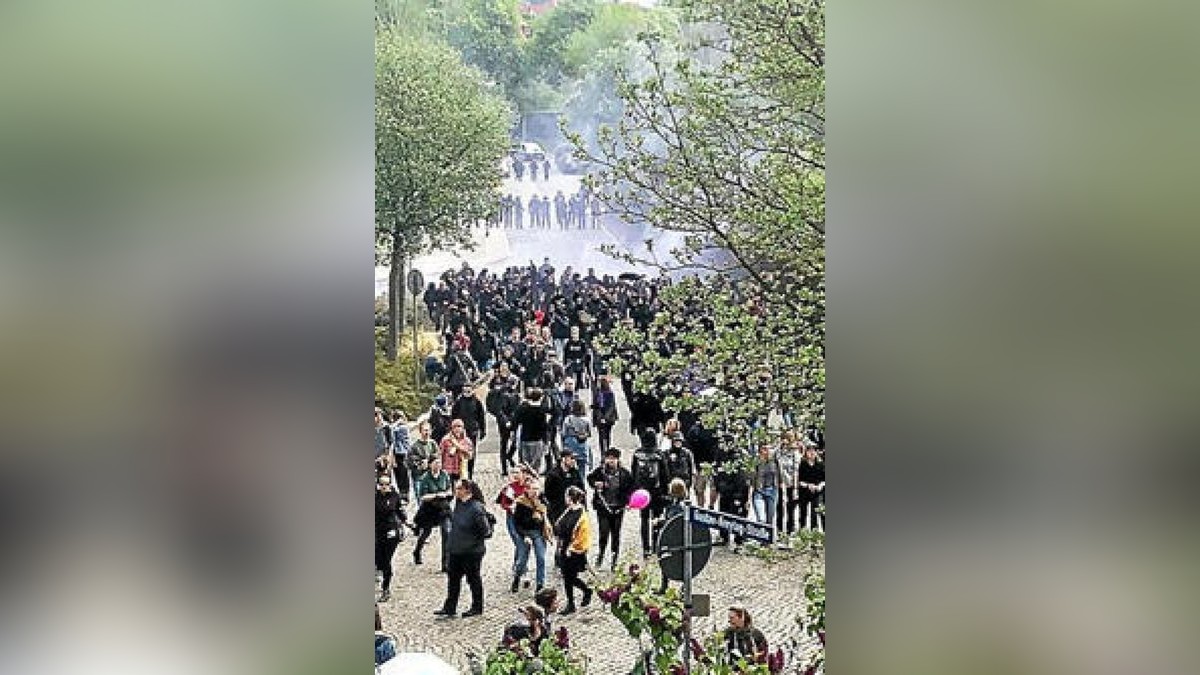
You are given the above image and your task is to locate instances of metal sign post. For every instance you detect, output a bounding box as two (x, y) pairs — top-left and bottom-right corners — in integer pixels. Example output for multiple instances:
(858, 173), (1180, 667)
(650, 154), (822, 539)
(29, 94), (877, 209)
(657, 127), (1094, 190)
(406, 268), (424, 388)
(656, 511), (713, 675)
(411, 291), (419, 388)
(683, 503), (693, 675)
(664, 505), (779, 675)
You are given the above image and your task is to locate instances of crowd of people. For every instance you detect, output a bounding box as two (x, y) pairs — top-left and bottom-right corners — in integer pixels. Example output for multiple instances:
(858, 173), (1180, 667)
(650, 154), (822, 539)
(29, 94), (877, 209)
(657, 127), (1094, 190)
(375, 260), (825, 669)
(493, 188), (602, 230)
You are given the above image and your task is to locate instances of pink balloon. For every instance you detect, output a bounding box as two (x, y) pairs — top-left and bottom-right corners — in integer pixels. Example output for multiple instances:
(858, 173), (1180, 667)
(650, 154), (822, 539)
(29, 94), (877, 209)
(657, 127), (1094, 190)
(629, 489), (651, 510)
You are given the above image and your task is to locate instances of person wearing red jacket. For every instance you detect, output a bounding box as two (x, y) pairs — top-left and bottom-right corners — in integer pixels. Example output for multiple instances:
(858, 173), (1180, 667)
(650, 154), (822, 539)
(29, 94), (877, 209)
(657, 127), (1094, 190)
(496, 466), (535, 591)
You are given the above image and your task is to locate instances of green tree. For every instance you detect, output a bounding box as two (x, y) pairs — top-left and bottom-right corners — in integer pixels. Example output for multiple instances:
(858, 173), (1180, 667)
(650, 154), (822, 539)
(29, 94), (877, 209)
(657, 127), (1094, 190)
(581, 0), (826, 436)
(442, 0), (525, 99)
(375, 29), (511, 360)
(523, 0), (599, 86)
(376, 0), (436, 33)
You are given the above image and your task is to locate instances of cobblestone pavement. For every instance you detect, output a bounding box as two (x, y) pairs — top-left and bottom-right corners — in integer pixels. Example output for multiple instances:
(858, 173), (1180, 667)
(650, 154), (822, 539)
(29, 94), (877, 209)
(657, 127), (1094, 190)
(379, 387), (821, 674)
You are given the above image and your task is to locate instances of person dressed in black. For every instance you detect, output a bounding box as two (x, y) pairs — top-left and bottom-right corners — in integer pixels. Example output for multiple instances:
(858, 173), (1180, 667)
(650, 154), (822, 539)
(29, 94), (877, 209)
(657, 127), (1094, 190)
(553, 487), (593, 615)
(451, 387), (487, 480)
(488, 363), (522, 474)
(514, 388), (550, 474)
(630, 429), (670, 558)
(797, 444), (826, 530)
(628, 388), (666, 437)
(664, 432), (697, 491)
(544, 451), (584, 526)
(713, 446), (750, 549)
(591, 376), (619, 456)
(562, 326), (592, 391)
(428, 394), (453, 445)
(435, 480), (493, 619)
(444, 343), (479, 398)
(375, 475), (404, 603)
(587, 447), (634, 571)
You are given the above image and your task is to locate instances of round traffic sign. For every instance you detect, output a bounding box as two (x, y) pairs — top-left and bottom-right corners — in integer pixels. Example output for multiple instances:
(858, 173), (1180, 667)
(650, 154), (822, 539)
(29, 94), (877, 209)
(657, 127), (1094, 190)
(656, 514), (713, 581)
(406, 268), (425, 296)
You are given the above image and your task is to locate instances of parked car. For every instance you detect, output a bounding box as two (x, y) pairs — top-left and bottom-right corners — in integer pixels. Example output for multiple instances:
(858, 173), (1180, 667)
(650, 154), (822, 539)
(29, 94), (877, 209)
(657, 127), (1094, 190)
(511, 142), (546, 163)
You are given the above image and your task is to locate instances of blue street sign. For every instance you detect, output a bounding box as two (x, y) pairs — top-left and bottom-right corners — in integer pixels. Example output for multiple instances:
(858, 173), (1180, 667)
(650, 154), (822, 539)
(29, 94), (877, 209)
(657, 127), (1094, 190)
(688, 506), (774, 544)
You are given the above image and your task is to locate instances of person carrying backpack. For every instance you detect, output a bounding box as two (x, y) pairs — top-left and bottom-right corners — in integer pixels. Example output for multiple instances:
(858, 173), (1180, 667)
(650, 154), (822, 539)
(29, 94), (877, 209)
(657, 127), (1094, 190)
(630, 429), (669, 558)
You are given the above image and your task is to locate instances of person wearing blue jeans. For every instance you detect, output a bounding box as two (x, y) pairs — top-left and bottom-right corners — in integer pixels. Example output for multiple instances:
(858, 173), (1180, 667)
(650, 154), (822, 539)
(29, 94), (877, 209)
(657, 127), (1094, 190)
(561, 400), (593, 480)
(751, 443), (781, 533)
(511, 482), (551, 592)
(497, 468), (533, 589)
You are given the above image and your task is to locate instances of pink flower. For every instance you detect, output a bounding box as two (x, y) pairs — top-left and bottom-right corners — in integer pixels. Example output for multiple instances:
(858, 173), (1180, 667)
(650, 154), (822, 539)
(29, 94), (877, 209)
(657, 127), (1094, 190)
(647, 606), (663, 625)
(554, 626), (571, 650)
(689, 638), (705, 659)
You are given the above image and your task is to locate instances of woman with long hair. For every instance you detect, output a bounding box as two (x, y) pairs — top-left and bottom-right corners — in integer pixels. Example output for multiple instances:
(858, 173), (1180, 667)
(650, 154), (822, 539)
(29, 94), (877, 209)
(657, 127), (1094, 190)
(512, 480), (553, 593)
(553, 486), (593, 615)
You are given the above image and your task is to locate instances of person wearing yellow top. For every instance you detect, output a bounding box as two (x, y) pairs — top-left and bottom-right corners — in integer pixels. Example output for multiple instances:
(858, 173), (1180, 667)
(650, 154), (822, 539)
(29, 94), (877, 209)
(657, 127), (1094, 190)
(553, 486), (593, 614)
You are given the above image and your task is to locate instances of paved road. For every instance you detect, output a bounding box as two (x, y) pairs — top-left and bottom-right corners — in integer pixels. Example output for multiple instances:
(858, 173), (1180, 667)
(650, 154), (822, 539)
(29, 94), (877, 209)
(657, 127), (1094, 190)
(379, 385), (821, 674)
